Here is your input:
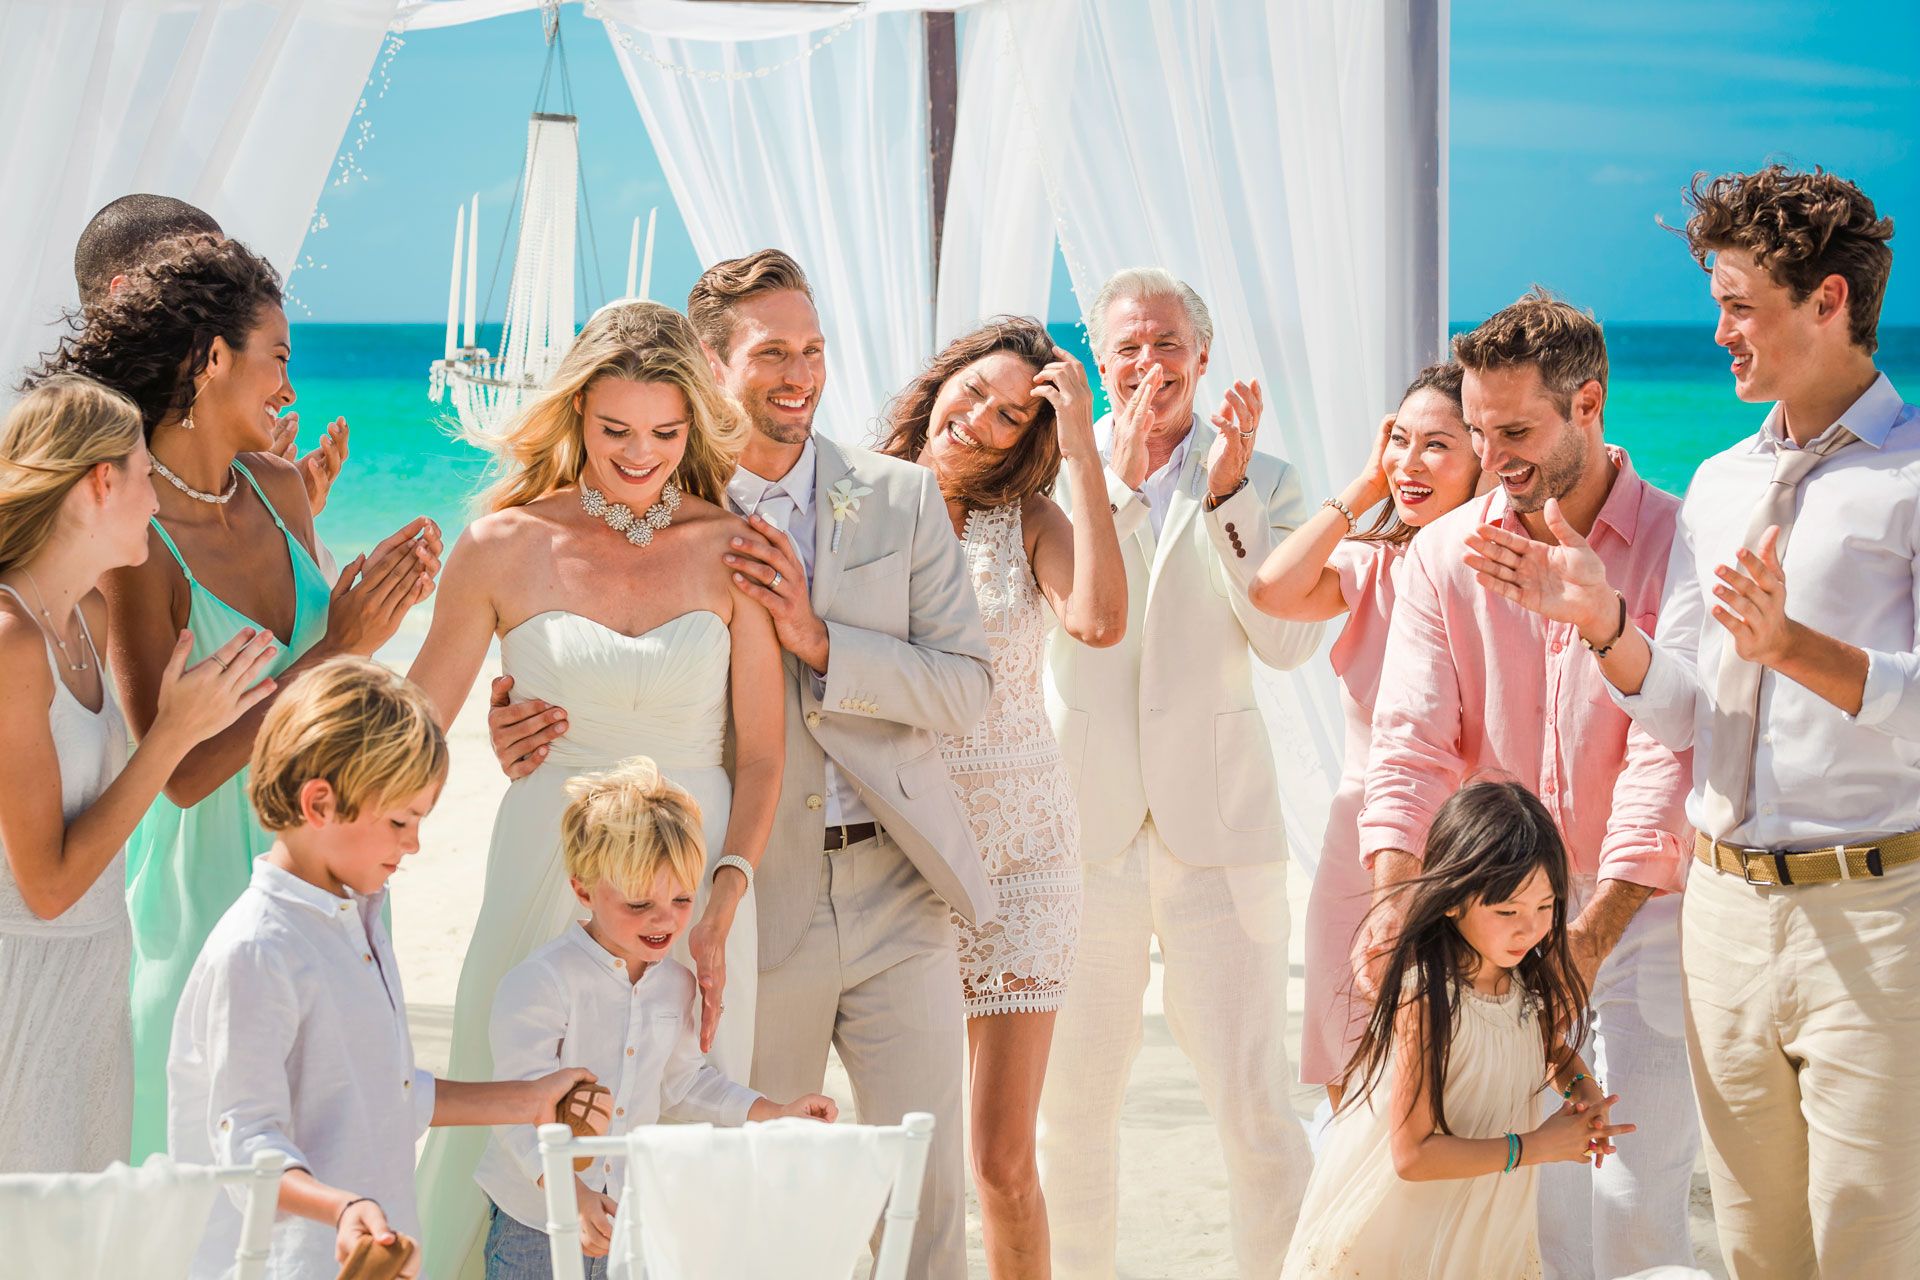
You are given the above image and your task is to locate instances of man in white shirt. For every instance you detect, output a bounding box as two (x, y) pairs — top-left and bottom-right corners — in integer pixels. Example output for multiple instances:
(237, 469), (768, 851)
(487, 250), (992, 1280)
(1039, 268), (1323, 1277)
(1465, 165), (1917, 1277)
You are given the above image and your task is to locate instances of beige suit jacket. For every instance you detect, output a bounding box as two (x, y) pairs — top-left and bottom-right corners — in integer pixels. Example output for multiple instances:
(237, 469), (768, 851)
(753, 435), (995, 969)
(1046, 420), (1324, 867)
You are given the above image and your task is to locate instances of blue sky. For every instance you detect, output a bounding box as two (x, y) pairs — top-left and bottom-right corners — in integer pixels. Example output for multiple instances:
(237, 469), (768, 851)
(291, 1), (1918, 327)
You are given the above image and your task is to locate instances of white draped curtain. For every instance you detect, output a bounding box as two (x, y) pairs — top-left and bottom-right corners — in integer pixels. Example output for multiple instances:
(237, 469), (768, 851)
(597, 9), (934, 441)
(961, 0), (1448, 866)
(0, 0), (401, 386)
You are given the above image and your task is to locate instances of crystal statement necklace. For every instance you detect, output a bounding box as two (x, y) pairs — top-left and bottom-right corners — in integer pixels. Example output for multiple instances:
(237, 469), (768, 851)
(581, 479), (682, 548)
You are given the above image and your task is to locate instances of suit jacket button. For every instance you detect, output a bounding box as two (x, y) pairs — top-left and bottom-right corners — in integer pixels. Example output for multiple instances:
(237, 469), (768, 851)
(1224, 522), (1237, 534)
(1235, 546), (1247, 558)
(1109, 502), (1119, 513)
(805, 711), (821, 728)
(806, 794), (824, 811)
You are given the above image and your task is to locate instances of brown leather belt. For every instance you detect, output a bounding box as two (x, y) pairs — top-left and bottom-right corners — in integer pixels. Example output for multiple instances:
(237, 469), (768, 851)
(1694, 829), (1920, 886)
(823, 822), (878, 853)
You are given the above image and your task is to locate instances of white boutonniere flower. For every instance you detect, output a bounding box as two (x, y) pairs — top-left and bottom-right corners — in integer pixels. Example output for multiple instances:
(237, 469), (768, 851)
(827, 478), (872, 552)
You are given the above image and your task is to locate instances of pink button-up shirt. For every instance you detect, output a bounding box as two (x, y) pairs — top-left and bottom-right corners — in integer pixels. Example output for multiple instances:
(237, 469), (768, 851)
(1358, 447), (1692, 892)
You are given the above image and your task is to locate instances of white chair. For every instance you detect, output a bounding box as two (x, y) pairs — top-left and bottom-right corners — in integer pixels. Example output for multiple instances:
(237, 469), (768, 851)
(537, 1113), (935, 1280)
(0, 1149), (285, 1280)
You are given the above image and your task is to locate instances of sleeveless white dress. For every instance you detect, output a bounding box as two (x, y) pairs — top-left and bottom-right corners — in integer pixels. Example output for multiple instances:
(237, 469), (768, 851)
(0, 589), (132, 1174)
(1282, 981), (1546, 1279)
(945, 503), (1081, 1016)
(416, 609), (753, 1279)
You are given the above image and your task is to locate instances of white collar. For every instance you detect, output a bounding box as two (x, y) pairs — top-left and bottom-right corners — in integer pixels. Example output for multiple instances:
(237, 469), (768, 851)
(250, 856), (384, 924)
(727, 438), (818, 516)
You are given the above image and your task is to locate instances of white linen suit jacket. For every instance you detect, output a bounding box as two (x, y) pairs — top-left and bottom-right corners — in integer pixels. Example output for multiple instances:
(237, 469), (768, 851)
(751, 434), (996, 968)
(1046, 420), (1324, 866)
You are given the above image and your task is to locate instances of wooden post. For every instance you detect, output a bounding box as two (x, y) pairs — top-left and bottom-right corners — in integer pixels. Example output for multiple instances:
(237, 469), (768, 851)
(925, 11), (958, 313)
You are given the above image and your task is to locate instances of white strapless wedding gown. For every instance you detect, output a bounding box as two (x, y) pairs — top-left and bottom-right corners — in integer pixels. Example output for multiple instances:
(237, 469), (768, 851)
(416, 610), (755, 1279)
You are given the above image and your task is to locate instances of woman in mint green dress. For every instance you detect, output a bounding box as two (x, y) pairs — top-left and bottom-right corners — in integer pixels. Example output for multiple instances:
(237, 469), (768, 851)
(31, 234), (442, 1157)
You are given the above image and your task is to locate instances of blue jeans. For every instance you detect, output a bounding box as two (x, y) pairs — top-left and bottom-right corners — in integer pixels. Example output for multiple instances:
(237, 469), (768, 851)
(484, 1200), (609, 1280)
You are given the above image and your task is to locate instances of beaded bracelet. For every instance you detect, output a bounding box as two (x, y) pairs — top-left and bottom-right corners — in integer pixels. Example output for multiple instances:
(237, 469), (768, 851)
(1561, 1072), (1591, 1100)
(1502, 1131), (1519, 1174)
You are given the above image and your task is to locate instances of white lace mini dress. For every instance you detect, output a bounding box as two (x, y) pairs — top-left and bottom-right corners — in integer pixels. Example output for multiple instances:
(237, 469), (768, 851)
(944, 502), (1082, 1017)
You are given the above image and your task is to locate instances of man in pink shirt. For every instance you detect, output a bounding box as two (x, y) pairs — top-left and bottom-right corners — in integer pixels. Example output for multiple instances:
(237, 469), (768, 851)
(1357, 291), (1697, 1280)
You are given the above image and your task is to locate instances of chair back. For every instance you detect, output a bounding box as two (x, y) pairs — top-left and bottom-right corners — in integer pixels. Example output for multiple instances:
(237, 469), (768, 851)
(537, 1113), (934, 1280)
(0, 1149), (285, 1280)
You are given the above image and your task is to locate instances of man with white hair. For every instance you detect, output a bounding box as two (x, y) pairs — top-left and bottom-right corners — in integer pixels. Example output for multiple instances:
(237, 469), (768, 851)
(1039, 267), (1322, 1276)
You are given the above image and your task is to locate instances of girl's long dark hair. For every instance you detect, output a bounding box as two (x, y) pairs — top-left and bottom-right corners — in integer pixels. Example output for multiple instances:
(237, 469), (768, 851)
(1340, 779), (1590, 1135)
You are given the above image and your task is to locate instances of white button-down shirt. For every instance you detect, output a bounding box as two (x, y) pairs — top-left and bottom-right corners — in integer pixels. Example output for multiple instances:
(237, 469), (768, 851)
(724, 439), (872, 827)
(169, 860), (433, 1280)
(475, 924), (760, 1230)
(1620, 373), (1920, 849)
(1138, 420), (1197, 539)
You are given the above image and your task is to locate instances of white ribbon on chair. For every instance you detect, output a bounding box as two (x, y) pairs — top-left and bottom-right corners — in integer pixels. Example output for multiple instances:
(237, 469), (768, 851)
(0, 1156), (224, 1280)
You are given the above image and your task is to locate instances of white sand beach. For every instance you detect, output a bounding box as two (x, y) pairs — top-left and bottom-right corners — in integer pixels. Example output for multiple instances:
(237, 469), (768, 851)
(391, 652), (1726, 1279)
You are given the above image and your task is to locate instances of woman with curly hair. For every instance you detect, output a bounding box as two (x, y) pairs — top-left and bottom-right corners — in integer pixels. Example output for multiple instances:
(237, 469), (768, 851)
(26, 233), (441, 1158)
(875, 316), (1125, 1279)
(409, 301), (782, 1276)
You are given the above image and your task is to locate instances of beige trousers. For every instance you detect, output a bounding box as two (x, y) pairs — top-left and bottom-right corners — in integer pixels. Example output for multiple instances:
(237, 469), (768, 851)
(1037, 819), (1309, 1278)
(749, 832), (968, 1280)
(1682, 858), (1920, 1278)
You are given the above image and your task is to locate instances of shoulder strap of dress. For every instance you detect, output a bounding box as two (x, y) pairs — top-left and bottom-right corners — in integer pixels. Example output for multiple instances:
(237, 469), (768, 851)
(231, 458), (289, 532)
(148, 516), (194, 582)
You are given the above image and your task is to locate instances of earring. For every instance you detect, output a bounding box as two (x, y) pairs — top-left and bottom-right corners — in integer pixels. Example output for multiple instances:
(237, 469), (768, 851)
(181, 411), (196, 431)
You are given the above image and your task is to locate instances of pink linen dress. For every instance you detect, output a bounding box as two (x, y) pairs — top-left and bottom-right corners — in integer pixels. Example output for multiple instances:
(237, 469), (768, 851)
(1299, 538), (1407, 1086)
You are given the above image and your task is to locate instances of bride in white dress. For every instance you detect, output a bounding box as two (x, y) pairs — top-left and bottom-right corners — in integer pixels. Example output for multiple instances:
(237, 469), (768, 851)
(408, 303), (783, 1277)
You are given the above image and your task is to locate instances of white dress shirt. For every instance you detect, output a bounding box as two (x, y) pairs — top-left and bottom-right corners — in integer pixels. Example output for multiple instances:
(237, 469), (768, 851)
(724, 439), (872, 827)
(1619, 373), (1920, 849)
(169, 860), (434, 1280)
(475, 924), (761, 1230)
(1138, 420), (1197, 539)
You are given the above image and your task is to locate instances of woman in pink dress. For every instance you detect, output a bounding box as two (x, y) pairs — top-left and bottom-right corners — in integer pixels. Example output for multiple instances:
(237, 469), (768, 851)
(1249, 363), (1478, 1104)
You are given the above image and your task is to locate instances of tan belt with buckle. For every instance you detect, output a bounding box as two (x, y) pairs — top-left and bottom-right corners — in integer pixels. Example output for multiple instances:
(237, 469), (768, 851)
(1694, 829), (1920, 886)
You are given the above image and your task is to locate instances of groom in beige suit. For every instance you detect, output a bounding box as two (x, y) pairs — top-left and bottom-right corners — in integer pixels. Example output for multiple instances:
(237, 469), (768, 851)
(489, 250), (990, 1280)
(1040, 269), (1323, 1278)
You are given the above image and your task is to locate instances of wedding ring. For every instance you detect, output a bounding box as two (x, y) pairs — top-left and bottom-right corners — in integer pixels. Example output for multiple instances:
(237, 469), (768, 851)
(215, 657), (230, 672)
(770, 570), (783, 589)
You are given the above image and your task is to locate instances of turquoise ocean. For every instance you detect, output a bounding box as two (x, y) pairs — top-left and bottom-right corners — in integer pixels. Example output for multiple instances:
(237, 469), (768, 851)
(299, 321), (1920, 566)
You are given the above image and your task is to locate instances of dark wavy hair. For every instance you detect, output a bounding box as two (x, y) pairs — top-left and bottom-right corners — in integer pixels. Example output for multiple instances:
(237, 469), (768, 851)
(1340, 780), (1590, 1136)
(1680, 164), (1895, 353)
(876, 316), (1061, 510)
(1352, 361), (1467, 548)
(27, 233), (283, 438)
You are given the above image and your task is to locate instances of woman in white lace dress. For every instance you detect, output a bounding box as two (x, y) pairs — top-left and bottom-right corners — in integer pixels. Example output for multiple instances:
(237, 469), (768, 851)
(0, 377), (272, 1173)
(878, 318), (1126, 1278)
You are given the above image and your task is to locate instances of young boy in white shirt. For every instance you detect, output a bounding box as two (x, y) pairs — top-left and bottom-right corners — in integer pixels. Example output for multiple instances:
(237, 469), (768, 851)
(168, 658), (593, 1279)
(474, 755), (837, 1277)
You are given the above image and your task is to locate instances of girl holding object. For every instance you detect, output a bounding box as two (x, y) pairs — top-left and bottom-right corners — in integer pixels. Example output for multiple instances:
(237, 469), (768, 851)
(1281, 781), (1633, 1280)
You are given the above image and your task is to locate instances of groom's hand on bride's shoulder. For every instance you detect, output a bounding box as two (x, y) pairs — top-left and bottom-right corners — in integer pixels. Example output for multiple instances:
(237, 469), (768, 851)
(487, 674), (568, 780)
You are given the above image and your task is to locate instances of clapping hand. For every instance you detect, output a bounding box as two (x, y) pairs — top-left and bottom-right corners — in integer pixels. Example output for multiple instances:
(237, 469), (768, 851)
(1532, 1092), (1634, 1167)
(148, 626), (281, 753)
(1711, 525), (1794, 666)
(1462, 499), (1619, 637)
(1203, 379), (1262, 504)
(323, 518), (442, 657)
(1108, 364), (1164, 490)
(271, 412), (350, 517)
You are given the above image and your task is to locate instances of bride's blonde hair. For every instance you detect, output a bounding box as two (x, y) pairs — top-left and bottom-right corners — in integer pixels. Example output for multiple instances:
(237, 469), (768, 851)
(475, 301), (747, 513)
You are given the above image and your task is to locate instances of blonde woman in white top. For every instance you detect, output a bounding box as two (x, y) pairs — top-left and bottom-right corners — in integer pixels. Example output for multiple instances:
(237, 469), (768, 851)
(0, 376), (274, 1173)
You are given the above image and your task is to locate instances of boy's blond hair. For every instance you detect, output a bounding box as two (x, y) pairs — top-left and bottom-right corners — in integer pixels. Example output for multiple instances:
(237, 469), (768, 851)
(561, 756), (706, 897)
(248, 657), (449, 831)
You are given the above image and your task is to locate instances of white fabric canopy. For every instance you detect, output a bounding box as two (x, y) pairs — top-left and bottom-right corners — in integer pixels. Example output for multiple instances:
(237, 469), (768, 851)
(975, 0), (1449, 865)
(602, 9), (935, 440)
(0, 0), (401, 386)
(395, 0), (987, 39)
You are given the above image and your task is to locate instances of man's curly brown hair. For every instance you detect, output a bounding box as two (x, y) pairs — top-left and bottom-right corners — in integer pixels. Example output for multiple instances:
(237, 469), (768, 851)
(26, 233), (283, 437)
(1682, 164), (1894, 353)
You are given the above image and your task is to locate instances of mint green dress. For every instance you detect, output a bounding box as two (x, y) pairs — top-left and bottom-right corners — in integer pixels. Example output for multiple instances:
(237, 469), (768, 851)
(127, 460), (331, 1160)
